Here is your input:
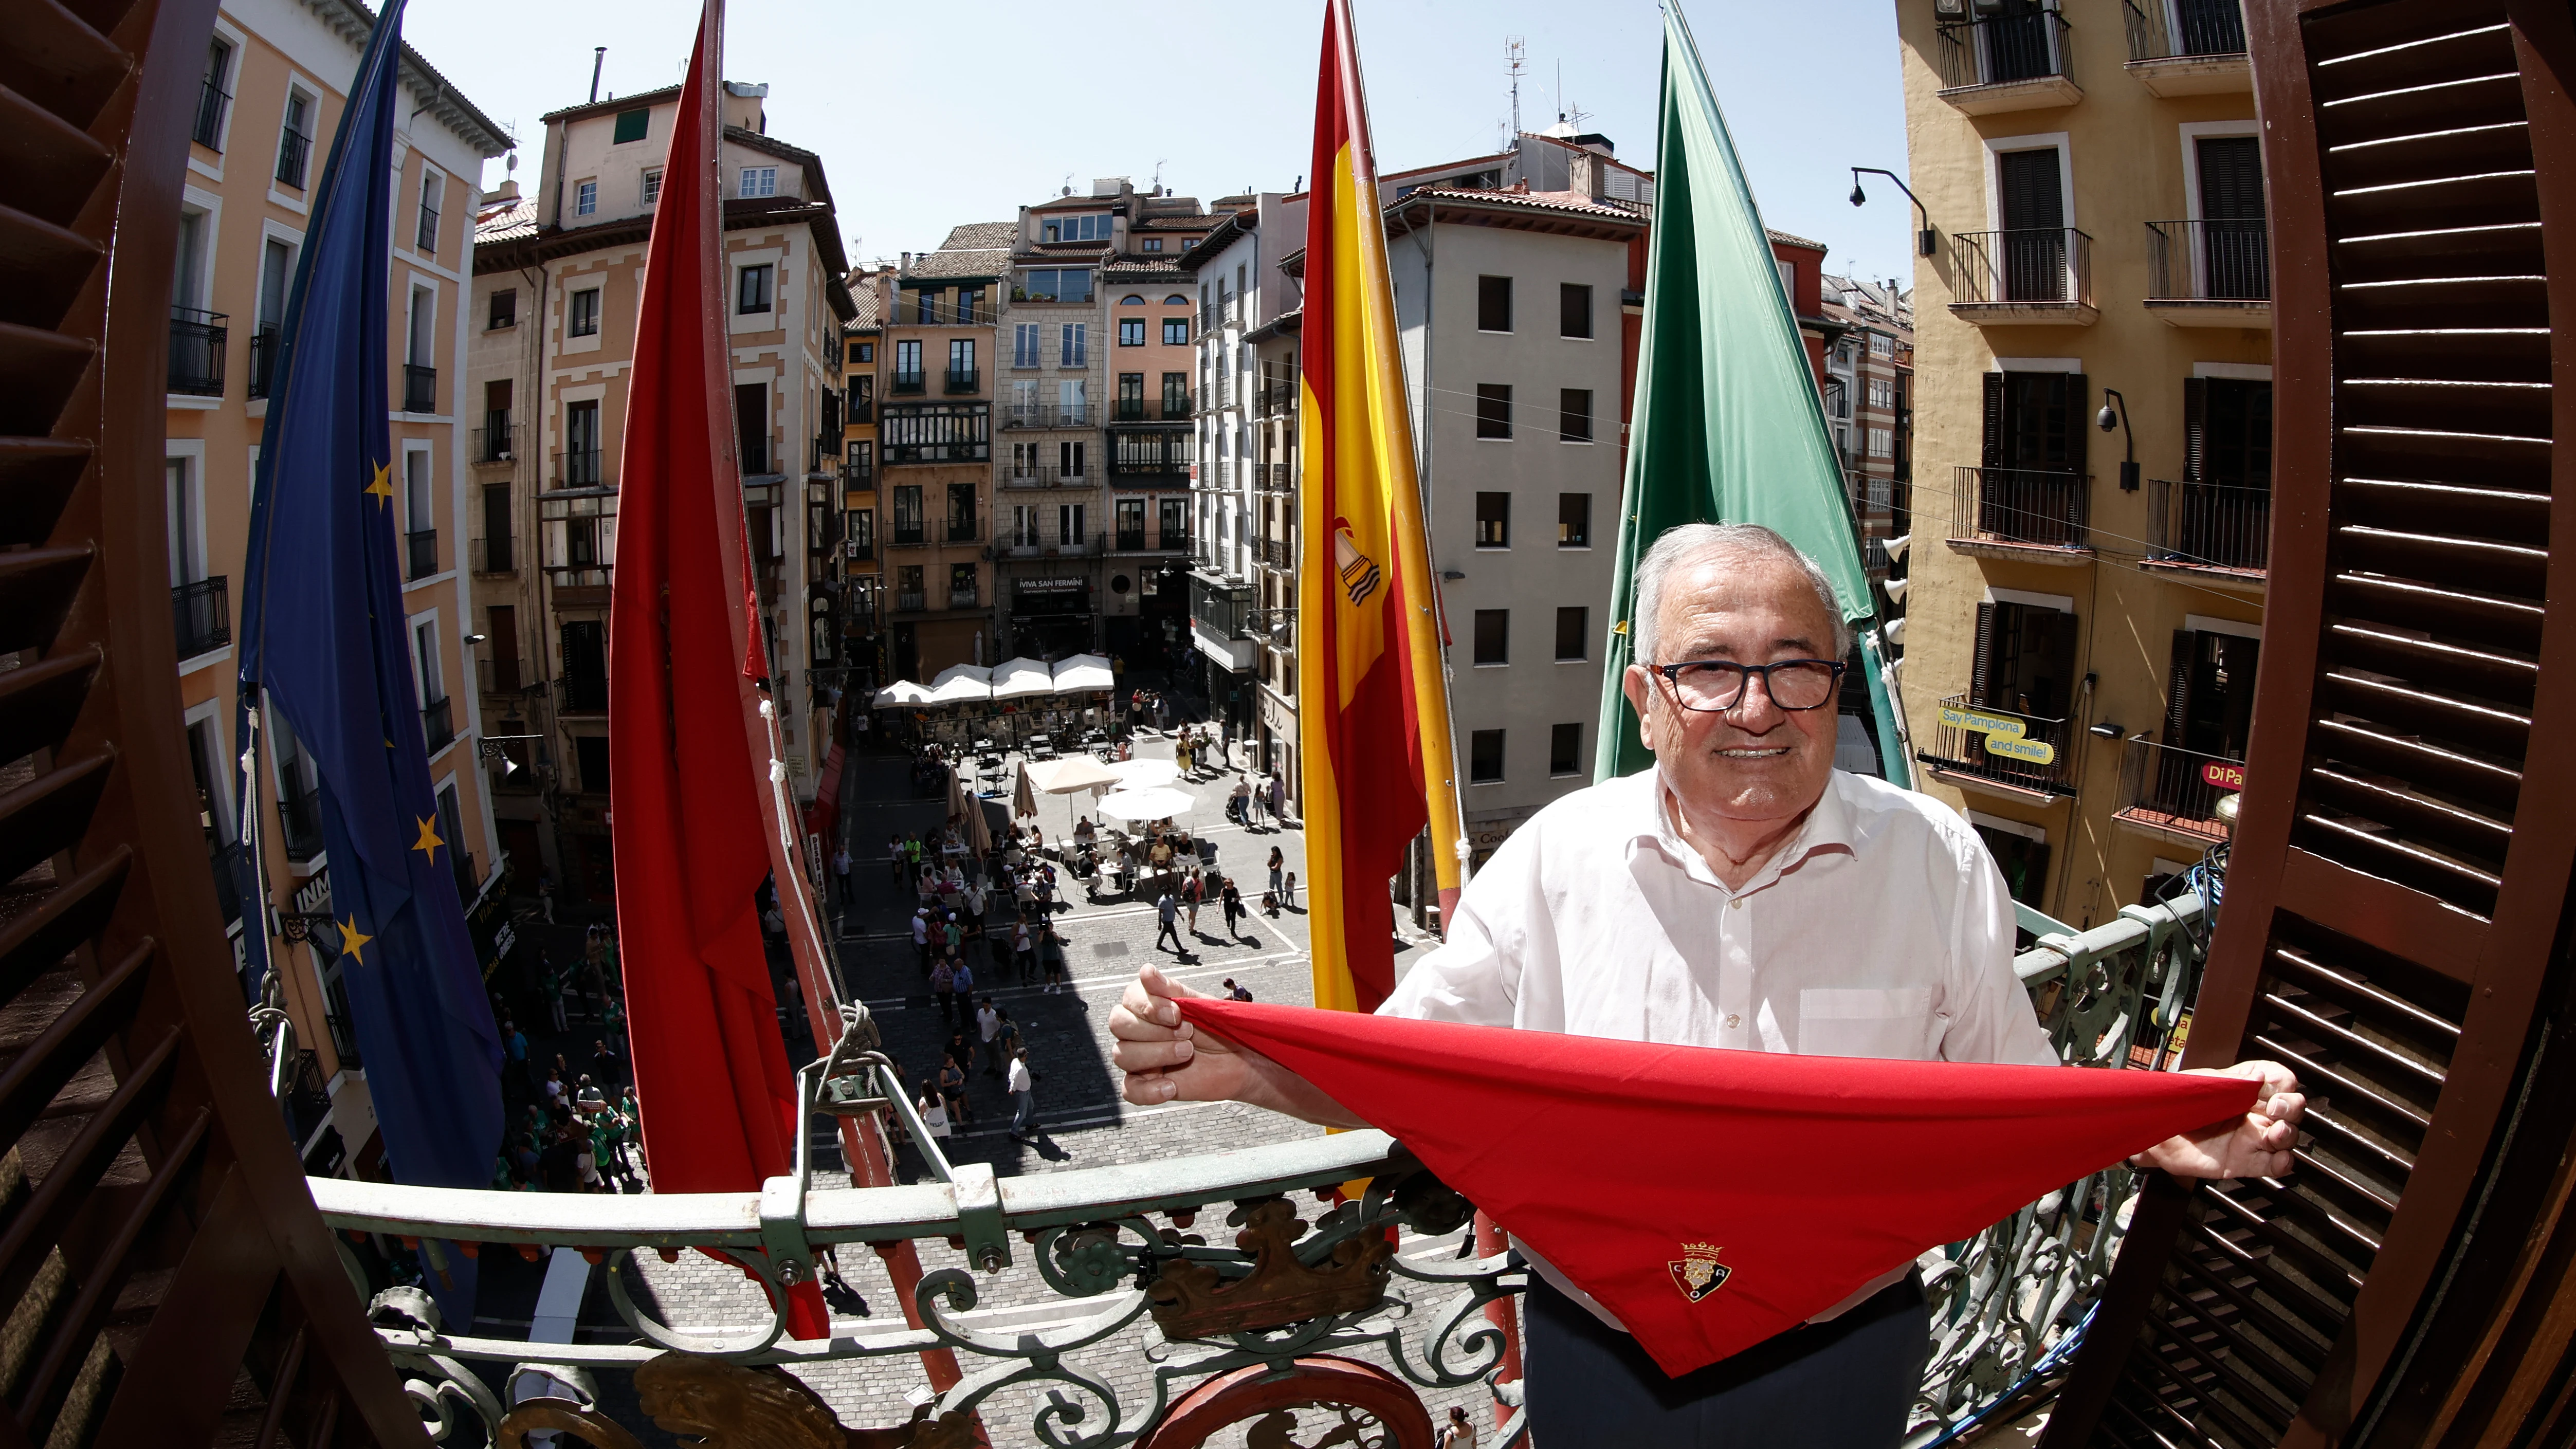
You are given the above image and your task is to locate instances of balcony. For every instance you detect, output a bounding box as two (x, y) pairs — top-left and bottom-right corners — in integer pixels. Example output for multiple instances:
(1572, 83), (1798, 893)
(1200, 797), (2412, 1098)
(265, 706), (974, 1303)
(890, 526), (926, 548)
(943, 366), (981, 395)
(168, 308), (226, 396)
(897, 305), (997, 327)
(1112, 397), (1194, 423)
(557, 674), (609, 715)
(1948, 466), (2093, 560)
(192, 75), (228, 149)
(1160, 525), (1193, 552)
(1948, 229), (2097, 325)
(1115, 529), (1148, 553)
(555, 450), (607, 488)
(475, 413), (516, 463)
(401, 362), (437, 414)
(2122, 0), (2250, 95)
(1001, 467), (1091, 490)
(1258, 538), (1292, 568)
(1259, 463), (1298, 494)
(1006, 405), (1091, 429)
(1917, 693), (2076, 800)
(473, 534), (514, 576)
(889, 370), (927, 395)
(419, 695), (455, 754)
(945, 519), (983, 544)
(1258, 381), (1297, 417)
(274, 125), (310, 187)
(2144, 477), (2269, 584)
(172, 576), (229, 659)
(740, 436), (772, 475)
(947, 588), (980, 610)
(2113, 736), (2243, 848)
(247, 323), (279, 400)
(405, 528), (438, 580)
(477, 656), (524, 695)
(895, 591), (927, 612)
(279, 781), (323, 860)
(1935, 11), (2081, 113)
(2144, 219), (2271, 327)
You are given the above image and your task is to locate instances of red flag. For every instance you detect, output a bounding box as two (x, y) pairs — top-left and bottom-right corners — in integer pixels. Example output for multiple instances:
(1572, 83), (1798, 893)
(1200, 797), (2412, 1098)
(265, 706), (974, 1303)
(608, 0), (824, 1339)
(1174, 999), (2255, 1377)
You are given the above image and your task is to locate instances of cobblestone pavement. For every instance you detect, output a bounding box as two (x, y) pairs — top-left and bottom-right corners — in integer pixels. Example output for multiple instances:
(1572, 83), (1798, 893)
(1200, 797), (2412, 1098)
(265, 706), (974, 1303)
(488, 728), (1499, 1446)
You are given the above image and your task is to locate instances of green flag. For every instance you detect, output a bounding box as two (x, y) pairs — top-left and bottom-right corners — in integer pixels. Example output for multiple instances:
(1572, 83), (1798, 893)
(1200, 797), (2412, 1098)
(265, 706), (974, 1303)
(1594, 2), (1912, 786)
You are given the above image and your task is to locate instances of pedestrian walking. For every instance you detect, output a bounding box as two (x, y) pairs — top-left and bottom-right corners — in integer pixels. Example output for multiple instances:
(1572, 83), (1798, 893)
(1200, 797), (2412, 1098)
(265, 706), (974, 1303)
(938, 1053), (971, 1127)
(929, 957), (956, 1026)
(1436, 1406), (1478, 1448)
(1284, 870), (1298, 908)
(952, 955), (976, 1007)
(1221, 877), (1246, 939)
(1268, 774), (1285, 823)
(538, 872), (557, 925)
(1041, 924), (1068, 993)
(588, 1037), (624, 1087)
(1154, 891), (1182, 952)
(832, 845), (851, 906)
(1267, 846), (1286, 903)
(1007, 1049), (1038, 1141)
(917, 1079), (952, 1140)
(1228, 778), (1251, 826)
(504, 1019), (529, 1087)
(538, 956), (569, 1034)
(978, 997), (1003, 1076)
(911, 909), (931, 970)
(1181, 871), (1202, 936)
(889, 832), (908, 885)
(1013, 918), (1035, 985)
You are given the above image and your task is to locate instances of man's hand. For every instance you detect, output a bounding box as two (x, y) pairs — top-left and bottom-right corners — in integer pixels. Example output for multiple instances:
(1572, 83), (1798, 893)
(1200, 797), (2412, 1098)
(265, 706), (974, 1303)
(1107, 965), (1364, 1127)
(2134, 1059), (2305, 1180)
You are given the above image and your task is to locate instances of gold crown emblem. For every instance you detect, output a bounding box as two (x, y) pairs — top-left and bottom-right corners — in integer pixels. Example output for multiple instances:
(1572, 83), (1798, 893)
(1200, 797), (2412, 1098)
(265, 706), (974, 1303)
(1678, 1242), (1723, 1258)
(1668, 1242), (1733, 1303)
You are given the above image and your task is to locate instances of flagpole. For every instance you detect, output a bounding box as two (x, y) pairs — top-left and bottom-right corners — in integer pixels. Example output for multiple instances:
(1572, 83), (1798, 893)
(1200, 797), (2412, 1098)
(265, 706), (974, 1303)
(1333, 0), (1472, 921)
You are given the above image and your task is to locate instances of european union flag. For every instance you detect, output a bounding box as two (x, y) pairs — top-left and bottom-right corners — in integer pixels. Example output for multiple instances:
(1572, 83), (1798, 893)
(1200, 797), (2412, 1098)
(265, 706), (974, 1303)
(237, 0), (502, 1324)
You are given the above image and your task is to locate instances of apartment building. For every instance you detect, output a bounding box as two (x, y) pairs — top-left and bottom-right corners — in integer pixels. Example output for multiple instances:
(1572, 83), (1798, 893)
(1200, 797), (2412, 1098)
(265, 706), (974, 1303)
(467, 80), (854, 898)
(1895, 0), (2268, 924)
(881, 224), (1004, 680)
(1821, 273), (1917, 586)
(838, 268), (886, 689)
(168, 0), (509, 1170)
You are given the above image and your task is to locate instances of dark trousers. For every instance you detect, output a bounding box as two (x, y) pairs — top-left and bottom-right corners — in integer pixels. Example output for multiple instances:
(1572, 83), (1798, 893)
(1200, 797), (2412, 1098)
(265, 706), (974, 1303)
(1523, 1269), (1929, 1448)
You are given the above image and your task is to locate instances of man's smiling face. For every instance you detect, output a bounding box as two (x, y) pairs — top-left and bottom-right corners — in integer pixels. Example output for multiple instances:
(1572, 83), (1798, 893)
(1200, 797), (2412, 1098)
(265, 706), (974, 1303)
(1620, 551), (1842, 832)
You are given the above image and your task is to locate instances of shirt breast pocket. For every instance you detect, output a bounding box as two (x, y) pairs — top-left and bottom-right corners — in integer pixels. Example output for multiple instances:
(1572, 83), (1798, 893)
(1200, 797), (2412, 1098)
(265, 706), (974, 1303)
(1798, 986), (1936, 1059)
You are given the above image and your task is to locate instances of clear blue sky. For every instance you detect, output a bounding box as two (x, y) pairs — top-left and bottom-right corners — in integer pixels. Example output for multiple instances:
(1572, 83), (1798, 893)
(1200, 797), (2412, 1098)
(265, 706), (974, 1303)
(406, 0), (1918, 287)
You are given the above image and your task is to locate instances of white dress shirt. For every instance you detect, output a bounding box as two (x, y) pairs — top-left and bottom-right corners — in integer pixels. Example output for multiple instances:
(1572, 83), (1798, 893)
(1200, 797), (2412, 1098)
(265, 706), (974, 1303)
(1379, 766), (2055, 1331)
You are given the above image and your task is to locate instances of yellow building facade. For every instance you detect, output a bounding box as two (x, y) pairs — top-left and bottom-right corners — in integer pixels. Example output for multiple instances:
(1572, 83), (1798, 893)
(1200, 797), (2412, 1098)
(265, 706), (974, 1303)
(1894, 0), (2270, 928)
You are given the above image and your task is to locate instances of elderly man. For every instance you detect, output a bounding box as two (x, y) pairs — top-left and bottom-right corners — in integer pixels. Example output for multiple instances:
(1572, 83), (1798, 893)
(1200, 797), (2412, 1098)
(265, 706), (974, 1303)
(1110, 523), (2303, 1447)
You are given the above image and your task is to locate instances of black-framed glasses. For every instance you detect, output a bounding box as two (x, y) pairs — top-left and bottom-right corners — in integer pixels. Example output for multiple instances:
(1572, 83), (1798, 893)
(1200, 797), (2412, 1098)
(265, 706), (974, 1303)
(1649, 658), (1847, 712)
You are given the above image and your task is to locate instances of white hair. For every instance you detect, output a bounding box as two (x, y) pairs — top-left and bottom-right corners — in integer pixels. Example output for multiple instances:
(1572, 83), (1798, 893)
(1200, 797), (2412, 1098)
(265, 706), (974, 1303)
(1630, 523), (1855, 665)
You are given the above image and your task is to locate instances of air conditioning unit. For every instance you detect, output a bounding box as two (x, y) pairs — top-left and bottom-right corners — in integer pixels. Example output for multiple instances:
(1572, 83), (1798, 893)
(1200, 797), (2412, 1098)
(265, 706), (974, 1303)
(1934, 0), (1966, 13)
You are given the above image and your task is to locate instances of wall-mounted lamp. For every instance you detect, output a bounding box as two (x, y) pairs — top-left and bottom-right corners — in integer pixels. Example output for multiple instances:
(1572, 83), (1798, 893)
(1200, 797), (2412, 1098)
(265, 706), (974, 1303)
(2087, 722), (2124, 739)
(1850, 168), (1938, 258)
(2096, 389), (2141, 492)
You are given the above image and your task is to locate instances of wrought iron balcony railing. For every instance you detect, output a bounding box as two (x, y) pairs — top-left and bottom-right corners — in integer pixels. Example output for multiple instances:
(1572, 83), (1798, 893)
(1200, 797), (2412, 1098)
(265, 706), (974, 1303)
(168, 307), (226, 395)
(401, 362), (437, 414)
(890, 526), (926, 547)
(894, 590), (927, 612)
(2114, 735), (2243, 847)
(477, 413), (516, 462)
(172, 576), (229, 658)
(1006, 404), (1091, 429)
(889, 371), (927, 395)
(477, 656), (524, 695)
(247, 322), (279, 399)
(1113, 398), (1195, 423)
(944, 366), (981, 394)
(2123, 0), (2248, 60)
(405, 528), (438, 580)
(556, 450), (607, 488)
(274, 125), (310, 188)
(1000, 467), (1091, 490)
(557, 674), (609, 714)
(192, 75), (228, 149)
(1936, 10), (2076, 91)
(308, 890), (2209, 1447)
(2146, 218), (2271, 303)
(1951, 465), (2092, 551)
(2145, 476), (2271, 575)
(1918, 692), (2077, 797)
(947, 587), (980, 610)
(418, 695), (454, 754)
(1949, 228), (2094, 309)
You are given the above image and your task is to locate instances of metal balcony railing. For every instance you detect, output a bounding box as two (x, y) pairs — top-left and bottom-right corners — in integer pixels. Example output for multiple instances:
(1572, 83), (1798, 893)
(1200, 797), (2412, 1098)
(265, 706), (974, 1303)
(192, 75), (228, 149)
(172, 576), (228, 658)
(404, 528), (437, 580)
(415, 203), (440, 255)
(945, 519), (982, 544)
(848, 398), (873, 424)
(1258, 381), (1298, 417)
(1159, 525), (1192, 551)
(944, 366), (980, 394)
(1001, 467), (1090, 489)
(901, 305), (997, 327)
(401, 362), (437, 414)
(947, 588), (980, 610)
(894, 591), (927, 612)
(2114, 735), (2243, 846)
(275, 125), (309, 188)
(418, 695), (454, 754)
(1006, 405), (1091, 429)
(1936, 10), (2075, 90)
(557, 675), (609, 714)
(247, 323), (279, 399)
(1949, 228), (2094, 308)
(556, 451), (607, 488)
(476, 413), (515, 463)
(1113, 397), (1196, 423)
(890, 526), (926, 547)
(279, 782), (323, 860)
(2123, 0), (2246, 60)
(1257, 538), (1292, 567)
(2146, 477), (2270, 574)
(2146, 219), (2270, 303)
(300, 869), (2205, 1448)
(168, 308), (226, 395)
(889, 371), (927, 395)
(1918, 692), (2076, 796)
(741, 436), (772, 474)
(1951, 466), (2091, 549)
(477, 656), (524, 695)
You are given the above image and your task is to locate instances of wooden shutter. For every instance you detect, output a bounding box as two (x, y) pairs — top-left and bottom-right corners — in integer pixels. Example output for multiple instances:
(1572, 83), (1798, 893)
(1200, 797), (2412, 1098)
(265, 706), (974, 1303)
(2042, 607), (2080, 717)
(2065, 373), (2091, 477)
(1999, 147), (2065, 231)
(0, 0), (421, 1440)
(2182, 376), (2209, 482)
(2162, 630), (2197, 747)
(1982, 372), (2006, 468)
(2047, 2), (2576, 1444)
(1969, 601), (2000, 707)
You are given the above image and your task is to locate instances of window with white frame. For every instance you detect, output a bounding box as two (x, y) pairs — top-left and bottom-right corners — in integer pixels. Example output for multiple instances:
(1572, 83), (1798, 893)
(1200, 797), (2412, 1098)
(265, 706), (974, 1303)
(1059, 323), (1087, 368)
(569, 286), (601, 337)
(737, 263), (774, 315)
(740, 167), (777, 198)
(1868, 426), (1893, 458)
(1041, 213), (1111, 243)
(643, 168), (663, 206)
(575, 179), (597, 216)
(1014, 323), (1041, 368)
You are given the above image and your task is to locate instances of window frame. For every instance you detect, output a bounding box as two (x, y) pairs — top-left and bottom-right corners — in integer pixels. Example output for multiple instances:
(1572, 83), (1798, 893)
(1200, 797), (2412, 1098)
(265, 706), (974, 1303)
(1469, 729), (1506, 784)
(1472, 609), (1509, 667)
(740, 166), (778, 198)
(1549, 722), (1584, 777)
(1475, 384), (1513, 441)
(737, 263), (775, 316)
(1559, 282), (1594, 339)
(1477, 274), (1513, 333)
(1555, 606), (1589, 663)
(1474, 491), (1510, 549)
(1559, 388), (1594, 445)
(1558, 492), (1591, 548)
(574, 178), (597, 216)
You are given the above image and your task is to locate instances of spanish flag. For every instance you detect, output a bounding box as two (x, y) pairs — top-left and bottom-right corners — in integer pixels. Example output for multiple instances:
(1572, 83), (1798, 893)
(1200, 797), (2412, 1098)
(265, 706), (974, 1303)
(1298, 0), (1466, 1013)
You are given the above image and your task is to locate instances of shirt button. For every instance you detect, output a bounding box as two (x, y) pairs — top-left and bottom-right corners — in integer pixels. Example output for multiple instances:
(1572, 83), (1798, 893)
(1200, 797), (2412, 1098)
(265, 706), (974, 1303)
(1730, 898), (1743, 910)
(1724, 1013), (1742, 1029)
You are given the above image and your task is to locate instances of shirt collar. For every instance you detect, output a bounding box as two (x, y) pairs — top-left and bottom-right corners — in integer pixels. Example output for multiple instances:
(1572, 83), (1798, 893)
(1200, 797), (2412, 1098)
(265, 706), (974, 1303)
(1629, 765), (1860, 894)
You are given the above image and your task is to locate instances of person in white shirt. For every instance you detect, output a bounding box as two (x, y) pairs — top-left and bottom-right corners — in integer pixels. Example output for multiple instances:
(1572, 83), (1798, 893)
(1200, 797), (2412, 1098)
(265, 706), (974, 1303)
(978, 999), (1004, 1076)
(1006, 1049), (1037, 1141)
(1109, 523), (2304, 1448)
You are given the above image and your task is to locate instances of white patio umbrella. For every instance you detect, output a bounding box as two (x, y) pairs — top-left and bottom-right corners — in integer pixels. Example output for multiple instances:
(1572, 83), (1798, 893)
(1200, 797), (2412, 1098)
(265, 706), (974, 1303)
(991, 656), (1055, 701)
(872, 680), (931, 708)
(924, 665), (993, 706)
(1106, 758), (1181, 789)
(1051, 654), (1115, 695)
(1095, 786), (1196, 823)
(1018, 755), (1124, 836)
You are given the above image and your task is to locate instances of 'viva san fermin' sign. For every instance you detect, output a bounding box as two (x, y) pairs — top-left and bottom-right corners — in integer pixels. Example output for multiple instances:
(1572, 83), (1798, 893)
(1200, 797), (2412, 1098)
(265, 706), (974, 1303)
(1938, 704), (2057, 766)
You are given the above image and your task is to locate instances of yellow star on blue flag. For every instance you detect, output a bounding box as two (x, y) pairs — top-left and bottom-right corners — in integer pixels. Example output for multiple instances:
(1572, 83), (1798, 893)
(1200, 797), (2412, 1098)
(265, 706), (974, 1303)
(364, 460), (393, 507)
(411, 815), (443, 864)
(336, 914), (375, 966)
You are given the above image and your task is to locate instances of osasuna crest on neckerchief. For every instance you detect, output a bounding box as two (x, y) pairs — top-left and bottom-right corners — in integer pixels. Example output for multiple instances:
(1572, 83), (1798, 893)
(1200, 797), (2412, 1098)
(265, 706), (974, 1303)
(1669, 1242), (1733, 1304)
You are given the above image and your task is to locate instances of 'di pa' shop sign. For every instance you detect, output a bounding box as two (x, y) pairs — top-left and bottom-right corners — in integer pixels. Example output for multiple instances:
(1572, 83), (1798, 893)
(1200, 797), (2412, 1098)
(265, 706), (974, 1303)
(1938, 703), (2057, 766)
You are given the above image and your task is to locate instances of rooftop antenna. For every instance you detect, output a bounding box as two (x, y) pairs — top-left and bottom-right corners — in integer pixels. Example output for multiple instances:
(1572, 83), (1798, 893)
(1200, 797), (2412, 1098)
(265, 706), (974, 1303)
(1153, 157), (1167, 192)
(1505, 36), (1526, 141)
(588, 47), (606, 104)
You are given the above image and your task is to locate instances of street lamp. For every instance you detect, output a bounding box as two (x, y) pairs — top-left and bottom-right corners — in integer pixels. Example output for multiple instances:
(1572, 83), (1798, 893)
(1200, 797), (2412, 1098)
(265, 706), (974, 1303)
(479, 732), (542, 778)
(2096, 389), (2142, 492)
(1850, 168), (1938, 258)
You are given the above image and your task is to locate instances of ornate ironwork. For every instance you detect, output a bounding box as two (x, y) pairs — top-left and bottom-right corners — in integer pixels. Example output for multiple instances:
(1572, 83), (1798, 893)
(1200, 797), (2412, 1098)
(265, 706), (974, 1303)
(302, 894), (2208, 1446)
